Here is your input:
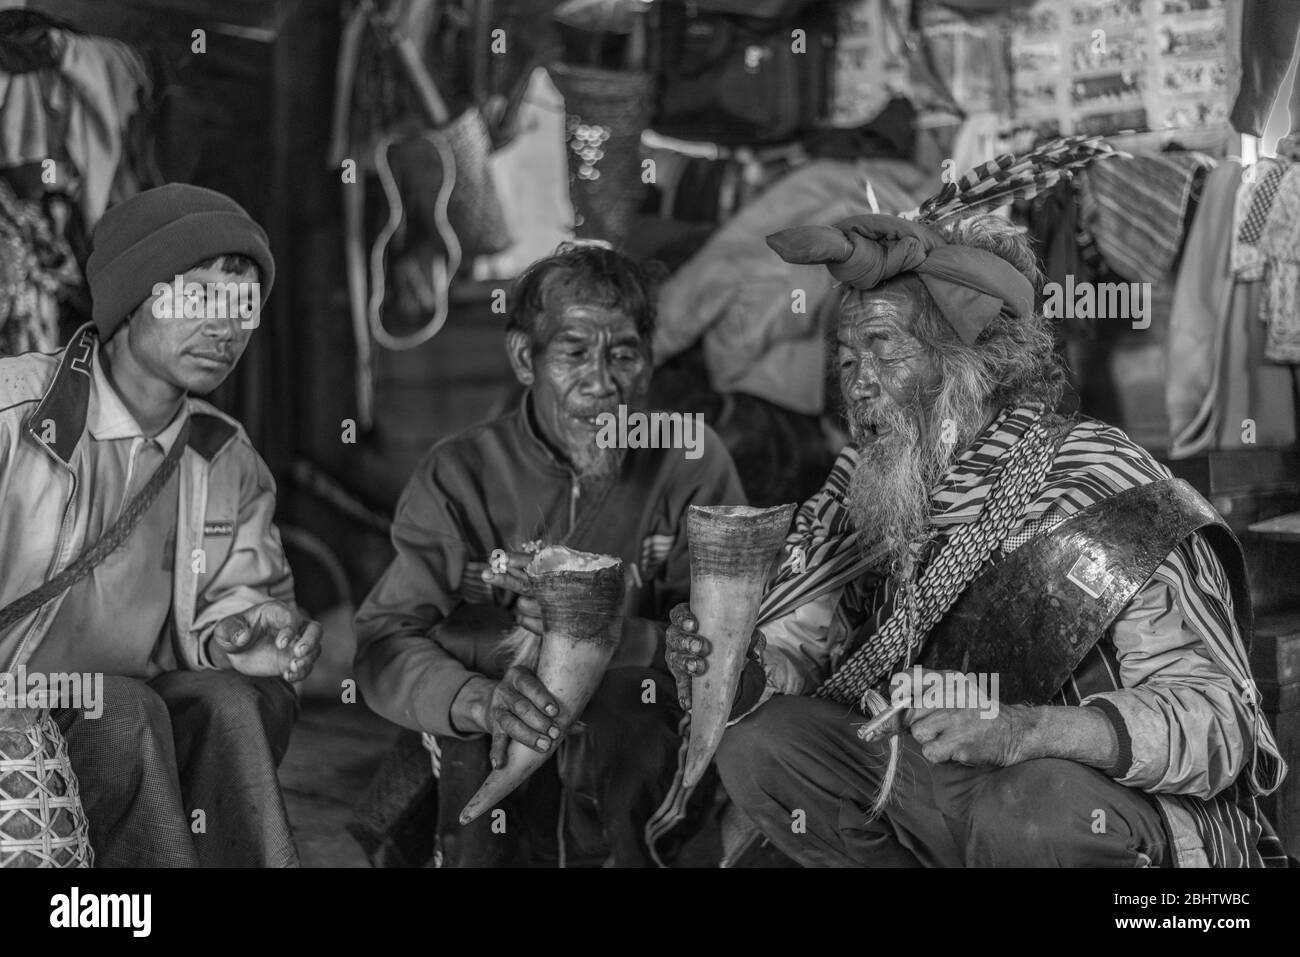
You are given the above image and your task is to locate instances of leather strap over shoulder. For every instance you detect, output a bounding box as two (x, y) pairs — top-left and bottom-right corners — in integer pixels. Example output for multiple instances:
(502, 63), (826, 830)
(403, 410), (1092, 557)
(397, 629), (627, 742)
(920, 478), (1250, 705)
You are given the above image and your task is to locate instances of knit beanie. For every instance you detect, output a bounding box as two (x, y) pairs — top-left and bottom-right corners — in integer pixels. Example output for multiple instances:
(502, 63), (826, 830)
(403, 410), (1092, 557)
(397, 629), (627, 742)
(86, 183), (276, 339)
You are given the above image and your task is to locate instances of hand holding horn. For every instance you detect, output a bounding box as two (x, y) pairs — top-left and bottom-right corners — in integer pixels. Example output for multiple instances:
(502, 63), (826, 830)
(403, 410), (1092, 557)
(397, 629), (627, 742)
(679, 503), (795, 788)
(665, 604), (766, 712)
(459, 545), (625, 825)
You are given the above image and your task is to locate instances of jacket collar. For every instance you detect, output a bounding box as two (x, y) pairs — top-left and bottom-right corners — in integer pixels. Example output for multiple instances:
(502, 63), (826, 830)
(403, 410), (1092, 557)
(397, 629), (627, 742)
(87, 351), (189, 453)
(25, 323), (238, 465)
(24, 325), (95, 464)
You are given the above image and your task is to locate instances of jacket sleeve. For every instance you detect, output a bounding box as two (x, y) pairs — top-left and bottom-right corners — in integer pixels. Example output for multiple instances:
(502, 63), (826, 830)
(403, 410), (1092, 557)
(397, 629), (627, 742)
(1081, 533), (1254, 799)
(186, 445), (296, 669)
(352, 452), (483, 737)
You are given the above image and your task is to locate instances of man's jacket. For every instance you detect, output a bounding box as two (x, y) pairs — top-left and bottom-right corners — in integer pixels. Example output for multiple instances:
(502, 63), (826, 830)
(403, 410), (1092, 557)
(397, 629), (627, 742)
(0, 325), (295, 671)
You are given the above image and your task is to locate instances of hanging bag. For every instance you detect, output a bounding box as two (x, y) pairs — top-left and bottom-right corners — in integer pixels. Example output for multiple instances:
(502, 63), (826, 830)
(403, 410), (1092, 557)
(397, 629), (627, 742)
(653, 0), (837, 145)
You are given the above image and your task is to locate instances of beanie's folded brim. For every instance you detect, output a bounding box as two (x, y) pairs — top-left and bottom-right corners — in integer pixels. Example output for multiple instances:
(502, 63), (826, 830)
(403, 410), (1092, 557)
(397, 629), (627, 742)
(89, 208), (275, 336)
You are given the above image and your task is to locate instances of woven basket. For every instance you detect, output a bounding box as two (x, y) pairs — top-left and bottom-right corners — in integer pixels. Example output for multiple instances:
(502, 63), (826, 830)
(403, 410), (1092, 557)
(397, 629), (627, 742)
(549, 64), (654, 246)
(426, 107), (512, 259)
(0, 708), (93, 868)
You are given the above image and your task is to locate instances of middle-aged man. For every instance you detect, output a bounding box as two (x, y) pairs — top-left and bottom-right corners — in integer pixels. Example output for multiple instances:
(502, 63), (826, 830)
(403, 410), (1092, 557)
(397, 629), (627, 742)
(0, 183), (323, 867)
(666, 211), (1288, 868)
(354, 243), (745, 867)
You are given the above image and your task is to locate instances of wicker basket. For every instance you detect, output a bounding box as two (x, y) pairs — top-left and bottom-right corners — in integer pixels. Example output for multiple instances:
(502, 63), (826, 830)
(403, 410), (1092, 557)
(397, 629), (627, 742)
(549, 64), (654, 246)
(425, 107), (512, 259)
(0, 707), (93, 868)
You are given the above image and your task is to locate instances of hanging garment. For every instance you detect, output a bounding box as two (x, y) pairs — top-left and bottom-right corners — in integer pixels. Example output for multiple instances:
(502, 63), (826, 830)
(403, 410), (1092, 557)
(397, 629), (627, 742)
(1229, 0), (1300, 137)
(1231, 156), (1286, 282)
(1166, 161), (1295, 458)
(1018, 177), (1119, 416)
(1078, 152), (1215, 285)
(59, 34), (147, 227)
(1257, 163), (1300, 363)
(1220, 279), (1293, 448)
(0, 29), (147, 228)
(0, 63), (57, 168)
(653, 157), (930, 415)
(0, 179), (80, 355)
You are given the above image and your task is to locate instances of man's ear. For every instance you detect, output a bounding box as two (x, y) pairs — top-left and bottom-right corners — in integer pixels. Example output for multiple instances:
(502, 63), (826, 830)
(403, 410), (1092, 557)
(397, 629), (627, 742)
(505, 330), (535, 386)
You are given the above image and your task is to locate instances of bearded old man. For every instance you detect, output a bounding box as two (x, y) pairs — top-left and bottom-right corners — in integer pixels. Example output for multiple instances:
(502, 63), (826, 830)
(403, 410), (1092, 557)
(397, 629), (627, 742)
(664, 206), (1288, 868)
(354, 243), (745, 867)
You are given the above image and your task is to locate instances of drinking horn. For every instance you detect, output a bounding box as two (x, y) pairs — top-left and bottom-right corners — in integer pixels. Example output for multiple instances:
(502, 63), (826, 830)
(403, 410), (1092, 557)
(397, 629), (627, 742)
(682, 503), (795, 788)
(459, 546), (625, 825)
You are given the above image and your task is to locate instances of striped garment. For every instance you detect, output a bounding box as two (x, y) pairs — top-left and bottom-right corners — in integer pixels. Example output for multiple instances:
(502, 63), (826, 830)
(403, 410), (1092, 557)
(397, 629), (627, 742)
(1078, 153), (1215, 284)
(647, 404), (1287, 866)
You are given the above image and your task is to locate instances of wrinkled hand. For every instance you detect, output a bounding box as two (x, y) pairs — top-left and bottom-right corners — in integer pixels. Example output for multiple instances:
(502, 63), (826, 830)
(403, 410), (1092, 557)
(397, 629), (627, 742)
(481, 551), (542, 636)
(485, 665), (561, 770)
(665, 603), (765, 712)
(211, 600), (323, 683)
(899, 667), (1032, 767)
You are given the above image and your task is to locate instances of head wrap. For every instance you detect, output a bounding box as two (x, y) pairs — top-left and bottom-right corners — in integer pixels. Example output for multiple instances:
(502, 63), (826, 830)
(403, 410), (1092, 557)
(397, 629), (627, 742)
(765, 213), (1033, 345)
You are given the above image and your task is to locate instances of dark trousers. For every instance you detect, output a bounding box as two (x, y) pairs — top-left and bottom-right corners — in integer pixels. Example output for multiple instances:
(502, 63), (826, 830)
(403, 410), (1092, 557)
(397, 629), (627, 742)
(55, 670), (299, 867)
(438, 666), (687, 867)
(717, 695), (1169, 868)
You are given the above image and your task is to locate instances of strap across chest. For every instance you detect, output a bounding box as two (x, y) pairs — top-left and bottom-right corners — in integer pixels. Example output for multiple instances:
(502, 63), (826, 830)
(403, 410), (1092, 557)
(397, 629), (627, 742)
(920, 478), (1251, 705)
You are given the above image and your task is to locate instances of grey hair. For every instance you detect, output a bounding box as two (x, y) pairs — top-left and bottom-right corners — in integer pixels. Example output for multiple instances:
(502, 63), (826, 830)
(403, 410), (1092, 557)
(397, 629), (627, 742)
(908, 213), (1065, 414)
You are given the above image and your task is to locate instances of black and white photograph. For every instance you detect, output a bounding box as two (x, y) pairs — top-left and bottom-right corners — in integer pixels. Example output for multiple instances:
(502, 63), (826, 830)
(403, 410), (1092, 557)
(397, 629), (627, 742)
(0, 0), (1297, 939)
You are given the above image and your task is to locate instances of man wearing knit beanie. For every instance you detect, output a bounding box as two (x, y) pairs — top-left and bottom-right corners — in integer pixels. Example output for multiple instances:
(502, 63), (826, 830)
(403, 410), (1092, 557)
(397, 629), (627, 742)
(0, 183), (321, 867)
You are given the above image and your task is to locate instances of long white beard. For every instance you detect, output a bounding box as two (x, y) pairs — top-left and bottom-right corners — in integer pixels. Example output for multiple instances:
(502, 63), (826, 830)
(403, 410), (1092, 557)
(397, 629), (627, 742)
(845, 395), (986, 579)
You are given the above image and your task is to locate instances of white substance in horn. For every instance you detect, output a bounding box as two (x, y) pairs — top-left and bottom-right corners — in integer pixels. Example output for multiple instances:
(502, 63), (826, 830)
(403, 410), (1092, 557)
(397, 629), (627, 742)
(528, 545), (621, 575)
(693, 505), (775, 519)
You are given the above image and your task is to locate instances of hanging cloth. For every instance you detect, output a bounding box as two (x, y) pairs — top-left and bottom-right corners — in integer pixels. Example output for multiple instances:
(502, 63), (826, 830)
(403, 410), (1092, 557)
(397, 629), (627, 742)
(1257, 163), (1300, 363)
(1166, 161), (1296, 457)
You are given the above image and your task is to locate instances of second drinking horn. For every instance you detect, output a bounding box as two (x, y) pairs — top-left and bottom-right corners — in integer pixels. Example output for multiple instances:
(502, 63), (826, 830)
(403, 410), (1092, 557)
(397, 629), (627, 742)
(459, 545), (625, 825)
(682, 503), (795, 788)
